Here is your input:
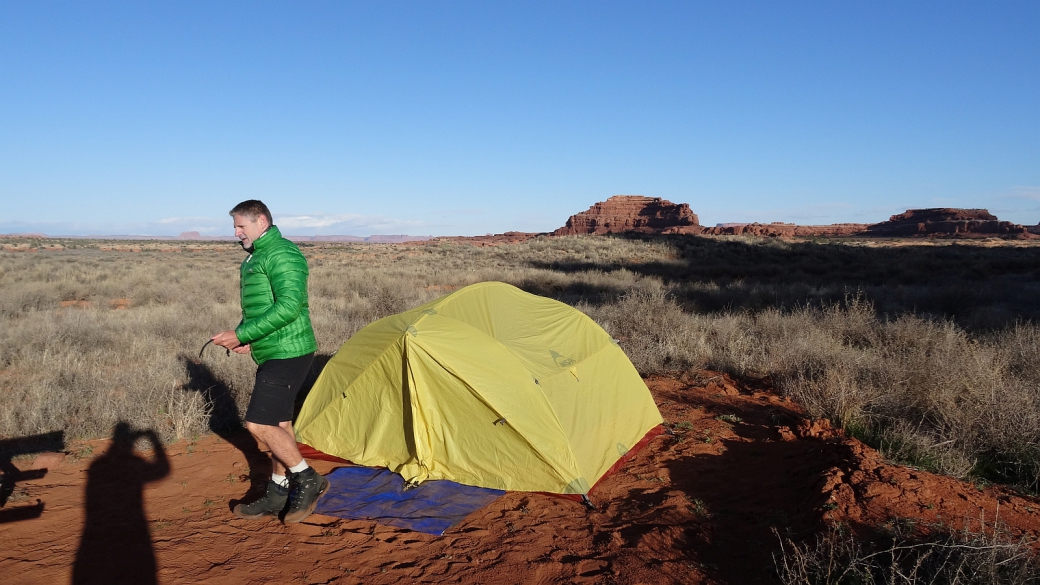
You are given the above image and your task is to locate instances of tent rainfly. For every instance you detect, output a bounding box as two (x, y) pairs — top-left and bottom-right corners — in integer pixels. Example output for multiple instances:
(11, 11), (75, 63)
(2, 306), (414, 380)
(295, 281), (663, 495)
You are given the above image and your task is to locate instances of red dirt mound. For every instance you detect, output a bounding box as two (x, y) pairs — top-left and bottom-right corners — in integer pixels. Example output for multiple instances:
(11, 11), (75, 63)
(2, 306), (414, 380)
(3, 372), (1038, 584)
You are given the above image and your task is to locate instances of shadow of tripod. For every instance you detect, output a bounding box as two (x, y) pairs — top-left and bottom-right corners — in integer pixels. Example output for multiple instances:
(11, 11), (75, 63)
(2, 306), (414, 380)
(0, 430), (65, 524)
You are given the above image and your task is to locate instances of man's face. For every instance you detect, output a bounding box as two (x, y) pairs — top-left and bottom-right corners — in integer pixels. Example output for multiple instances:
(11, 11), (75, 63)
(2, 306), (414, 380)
(233, 213), (269, 250)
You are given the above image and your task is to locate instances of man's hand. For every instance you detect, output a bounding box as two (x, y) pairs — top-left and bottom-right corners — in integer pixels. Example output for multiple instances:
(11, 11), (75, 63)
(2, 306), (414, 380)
(232, 344), (251, 355)
(211, 330), (242, 350)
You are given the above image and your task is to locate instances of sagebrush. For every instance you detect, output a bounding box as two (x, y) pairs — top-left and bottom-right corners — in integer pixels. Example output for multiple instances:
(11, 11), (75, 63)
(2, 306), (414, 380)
(2, 234), (1039, 493)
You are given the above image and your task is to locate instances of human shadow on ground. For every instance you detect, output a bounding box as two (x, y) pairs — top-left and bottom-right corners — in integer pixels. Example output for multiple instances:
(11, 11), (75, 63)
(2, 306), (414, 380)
(72, 423), (169, 585)
(0, 430), (65, 524)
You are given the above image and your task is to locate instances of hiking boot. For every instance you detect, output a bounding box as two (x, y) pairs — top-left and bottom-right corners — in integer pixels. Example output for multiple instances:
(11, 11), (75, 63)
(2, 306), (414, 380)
(282, 467), (329, 524)
(233, 480), (289, 520)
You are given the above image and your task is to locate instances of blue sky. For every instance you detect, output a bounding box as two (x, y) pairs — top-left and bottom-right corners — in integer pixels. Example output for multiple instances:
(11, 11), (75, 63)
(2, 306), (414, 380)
(1, 1), (1037, 236)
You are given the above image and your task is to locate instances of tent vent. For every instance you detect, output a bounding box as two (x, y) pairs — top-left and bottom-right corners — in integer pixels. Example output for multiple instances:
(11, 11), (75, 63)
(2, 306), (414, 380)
(564, 477), (591, 494)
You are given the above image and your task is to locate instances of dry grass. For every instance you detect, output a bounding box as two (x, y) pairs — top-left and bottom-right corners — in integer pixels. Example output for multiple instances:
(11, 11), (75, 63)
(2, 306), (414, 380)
(4, 233), (1040, 578)
(774, 518), (1040, 584)
(2, 234), (1040, 494)
(588, 290), (1040, 492)
(0, 236), (668, 443)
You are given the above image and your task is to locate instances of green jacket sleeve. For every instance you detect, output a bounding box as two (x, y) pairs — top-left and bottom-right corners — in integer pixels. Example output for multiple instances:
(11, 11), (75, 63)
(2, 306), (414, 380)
(235, 247), (309, 344)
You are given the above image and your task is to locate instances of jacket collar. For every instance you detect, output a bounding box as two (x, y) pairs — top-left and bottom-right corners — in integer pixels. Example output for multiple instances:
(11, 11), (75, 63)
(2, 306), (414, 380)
(251, 225), (280, 251)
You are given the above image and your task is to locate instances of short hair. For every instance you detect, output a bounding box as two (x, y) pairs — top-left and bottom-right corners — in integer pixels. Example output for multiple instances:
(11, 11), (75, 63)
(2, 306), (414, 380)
(229, 200), (273, 225)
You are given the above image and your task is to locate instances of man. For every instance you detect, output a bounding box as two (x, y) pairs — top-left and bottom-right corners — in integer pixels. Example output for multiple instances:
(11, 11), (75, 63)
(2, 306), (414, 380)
(211, 199), (327, 524)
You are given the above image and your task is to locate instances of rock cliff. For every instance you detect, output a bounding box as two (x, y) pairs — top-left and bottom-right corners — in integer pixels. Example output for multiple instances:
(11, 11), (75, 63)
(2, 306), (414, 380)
(553, 198), (1035, 239)
(866, 208), (1029, 237)
(553, 196), (699, 236)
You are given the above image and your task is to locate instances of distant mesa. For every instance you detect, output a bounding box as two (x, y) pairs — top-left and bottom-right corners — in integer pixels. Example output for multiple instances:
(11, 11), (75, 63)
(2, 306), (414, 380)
(6, 201), (1038, 246)
(551, 196), (1035, 239)
(553, 195), (865, 237)
(865, 208), (1030, 237)
(553, 195), (700, 236)
(700, 221), (870, 237)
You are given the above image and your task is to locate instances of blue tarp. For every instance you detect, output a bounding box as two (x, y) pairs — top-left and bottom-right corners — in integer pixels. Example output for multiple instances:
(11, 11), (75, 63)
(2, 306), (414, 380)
(315, 466), (505, 535)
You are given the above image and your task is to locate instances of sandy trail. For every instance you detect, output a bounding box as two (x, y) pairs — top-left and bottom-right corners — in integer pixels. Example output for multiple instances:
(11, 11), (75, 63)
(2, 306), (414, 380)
(3, 373), (1039, 584)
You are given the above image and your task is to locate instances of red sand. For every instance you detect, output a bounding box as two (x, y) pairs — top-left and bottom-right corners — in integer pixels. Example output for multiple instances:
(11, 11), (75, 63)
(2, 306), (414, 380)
(3, 373), (1039, 584)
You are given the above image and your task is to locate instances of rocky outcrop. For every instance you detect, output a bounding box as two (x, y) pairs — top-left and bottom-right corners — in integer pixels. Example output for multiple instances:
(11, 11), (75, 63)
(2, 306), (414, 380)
(866, 208), (1029, 237)
(699, 222), (869, 237)
(553, 198), (1035, 240)
(553, 196), (699, 235)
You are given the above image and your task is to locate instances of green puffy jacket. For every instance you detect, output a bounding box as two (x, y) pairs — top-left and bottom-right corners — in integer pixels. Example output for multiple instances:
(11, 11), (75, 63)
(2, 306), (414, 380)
(235, 225), (318, 365)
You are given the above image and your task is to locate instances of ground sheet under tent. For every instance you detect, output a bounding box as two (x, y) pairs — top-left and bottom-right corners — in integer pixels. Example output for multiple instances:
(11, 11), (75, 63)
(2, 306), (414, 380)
(314, 466), (505, 536)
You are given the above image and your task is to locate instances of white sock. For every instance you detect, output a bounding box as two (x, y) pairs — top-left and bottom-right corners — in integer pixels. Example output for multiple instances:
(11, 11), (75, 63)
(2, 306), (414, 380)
(288, 461), (309, 474)
(271, 473), (288, 488)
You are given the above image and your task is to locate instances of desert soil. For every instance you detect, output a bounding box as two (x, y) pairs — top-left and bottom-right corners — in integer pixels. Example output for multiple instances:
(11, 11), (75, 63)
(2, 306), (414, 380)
(3, 373), (1039, 585)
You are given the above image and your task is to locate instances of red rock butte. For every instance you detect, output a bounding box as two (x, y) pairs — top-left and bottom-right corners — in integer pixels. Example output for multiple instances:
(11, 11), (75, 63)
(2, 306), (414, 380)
(553, 196), (700, 236)
(866, 208), (1030, 237)
(552, 196), (1037, 239)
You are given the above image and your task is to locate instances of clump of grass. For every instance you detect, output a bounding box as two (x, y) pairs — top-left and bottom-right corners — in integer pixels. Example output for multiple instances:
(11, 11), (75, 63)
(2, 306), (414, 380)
(686, 496), (711, 518)
(671, 421), (694, 433)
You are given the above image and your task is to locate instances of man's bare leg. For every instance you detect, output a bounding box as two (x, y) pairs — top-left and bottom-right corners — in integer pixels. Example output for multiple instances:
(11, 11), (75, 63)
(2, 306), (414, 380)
(233, 421), (306, 520)
(245, 420), (305, 475)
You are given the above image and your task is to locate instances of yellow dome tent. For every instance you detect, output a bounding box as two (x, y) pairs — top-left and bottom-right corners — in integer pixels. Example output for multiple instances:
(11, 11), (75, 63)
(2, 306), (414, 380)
(295, 281), (663, 495)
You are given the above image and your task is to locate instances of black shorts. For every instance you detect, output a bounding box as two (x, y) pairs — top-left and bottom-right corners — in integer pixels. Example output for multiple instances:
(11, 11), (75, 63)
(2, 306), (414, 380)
(244, 353), (315, 426)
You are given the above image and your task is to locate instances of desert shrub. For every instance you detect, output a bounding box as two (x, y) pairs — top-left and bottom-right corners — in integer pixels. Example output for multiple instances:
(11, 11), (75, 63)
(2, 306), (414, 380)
(579, 281), (711, 373)
(582, 286), (1040, 490)
(774, 520), (1040, 585)
(767, 308), (1040, 489)
(579, 233), (1040, 331)
(3, 234), (1040, 493)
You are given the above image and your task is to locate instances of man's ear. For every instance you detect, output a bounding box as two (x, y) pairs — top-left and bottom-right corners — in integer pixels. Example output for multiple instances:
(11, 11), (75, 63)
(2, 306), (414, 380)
(259, 214), (271, 230)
